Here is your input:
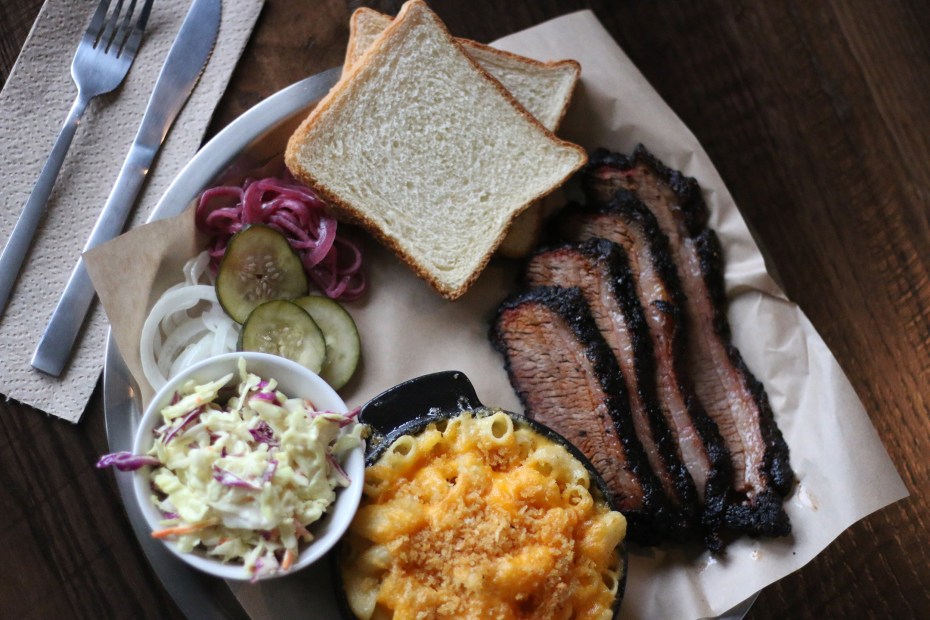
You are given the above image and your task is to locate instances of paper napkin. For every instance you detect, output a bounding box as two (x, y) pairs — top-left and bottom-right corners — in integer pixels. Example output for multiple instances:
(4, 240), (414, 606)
(0, 0), (265, 422)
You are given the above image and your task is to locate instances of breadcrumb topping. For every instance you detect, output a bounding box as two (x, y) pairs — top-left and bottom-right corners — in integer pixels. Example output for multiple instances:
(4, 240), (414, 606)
(341, 411), (626, 619)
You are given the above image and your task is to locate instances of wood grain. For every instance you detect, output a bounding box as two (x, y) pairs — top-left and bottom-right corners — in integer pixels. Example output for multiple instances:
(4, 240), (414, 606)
(1, 0), (927, 618)
(0, 0), (43, 85)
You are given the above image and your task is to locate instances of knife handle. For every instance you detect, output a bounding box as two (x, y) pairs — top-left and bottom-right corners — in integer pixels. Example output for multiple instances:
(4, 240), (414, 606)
(32, 147), (149, 376)
(0, 93), (89, 317)
(31, 259), (95, 377)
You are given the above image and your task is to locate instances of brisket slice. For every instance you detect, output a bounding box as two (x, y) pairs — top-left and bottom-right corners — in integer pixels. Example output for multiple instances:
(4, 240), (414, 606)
(525, 239), (697, 537)
(583, 145), (793, 536)
(555, 195), (732, 547)
(490, 286), (667, 544)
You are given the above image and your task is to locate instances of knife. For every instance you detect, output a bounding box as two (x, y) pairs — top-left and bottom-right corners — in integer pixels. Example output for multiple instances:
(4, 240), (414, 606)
(32, 0), (222, 377)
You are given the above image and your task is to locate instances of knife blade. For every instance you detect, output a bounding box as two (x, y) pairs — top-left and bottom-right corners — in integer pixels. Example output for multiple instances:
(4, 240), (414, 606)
(32, 0), (222, 377)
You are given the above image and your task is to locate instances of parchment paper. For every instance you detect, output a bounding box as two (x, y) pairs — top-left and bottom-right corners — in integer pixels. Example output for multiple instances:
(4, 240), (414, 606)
(0, 0), (264, 422)
(85, 10), (907, 619)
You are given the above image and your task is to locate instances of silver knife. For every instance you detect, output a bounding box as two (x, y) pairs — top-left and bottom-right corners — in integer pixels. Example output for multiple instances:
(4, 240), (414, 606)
(32, 0), (222, 377)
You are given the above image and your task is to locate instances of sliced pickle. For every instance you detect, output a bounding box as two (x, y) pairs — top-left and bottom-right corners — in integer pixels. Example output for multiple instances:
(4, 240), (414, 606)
(216, 225), (308, 323)
(294, 296), (361, 390)
(239, 300), (326, 373)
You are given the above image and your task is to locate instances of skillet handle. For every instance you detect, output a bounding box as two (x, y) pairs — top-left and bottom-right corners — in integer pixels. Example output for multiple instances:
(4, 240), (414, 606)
(359, 371), (483, 437)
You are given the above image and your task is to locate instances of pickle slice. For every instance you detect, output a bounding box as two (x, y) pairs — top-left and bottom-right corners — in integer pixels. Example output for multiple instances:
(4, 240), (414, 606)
(216, 225), (308, 323)
(239, 300), (326, 373)
(294, 296), (361, 390)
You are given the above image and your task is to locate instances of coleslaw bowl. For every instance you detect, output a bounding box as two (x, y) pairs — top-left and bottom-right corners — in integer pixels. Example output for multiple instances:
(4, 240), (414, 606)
(130, 351), (365, 581)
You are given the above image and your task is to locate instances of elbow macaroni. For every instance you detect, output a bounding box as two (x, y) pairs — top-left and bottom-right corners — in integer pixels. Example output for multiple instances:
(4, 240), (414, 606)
(340, 410), (626, 619)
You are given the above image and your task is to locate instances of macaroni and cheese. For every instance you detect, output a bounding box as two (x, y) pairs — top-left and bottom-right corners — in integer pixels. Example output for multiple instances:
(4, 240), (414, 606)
(340, 410), (626, 619)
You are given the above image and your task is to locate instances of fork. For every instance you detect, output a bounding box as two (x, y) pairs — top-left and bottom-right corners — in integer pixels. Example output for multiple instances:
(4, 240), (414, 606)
(0, 0), (153, 317)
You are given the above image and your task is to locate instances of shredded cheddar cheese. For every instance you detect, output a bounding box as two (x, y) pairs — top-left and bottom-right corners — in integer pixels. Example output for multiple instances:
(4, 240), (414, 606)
(340, 410), (626, 620)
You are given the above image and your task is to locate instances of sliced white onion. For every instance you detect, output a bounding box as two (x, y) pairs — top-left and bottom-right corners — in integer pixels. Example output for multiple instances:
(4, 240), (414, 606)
(168, 330), (214, 379)
(140, 252), (240, 391)
(183, 251), (212, 286)
(157, 321), (210, 378)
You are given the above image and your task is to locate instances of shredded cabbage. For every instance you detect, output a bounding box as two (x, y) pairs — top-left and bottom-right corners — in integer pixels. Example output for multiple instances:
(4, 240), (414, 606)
(143, 358), (363, 579)
(95, 451), (160, 471)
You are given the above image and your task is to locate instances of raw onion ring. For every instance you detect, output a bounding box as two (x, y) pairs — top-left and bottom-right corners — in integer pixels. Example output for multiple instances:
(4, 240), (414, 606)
(140, 253), (240, 391)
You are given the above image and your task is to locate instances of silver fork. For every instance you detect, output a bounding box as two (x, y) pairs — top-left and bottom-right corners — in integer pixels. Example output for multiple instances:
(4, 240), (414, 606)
(0, 0), (153, 317)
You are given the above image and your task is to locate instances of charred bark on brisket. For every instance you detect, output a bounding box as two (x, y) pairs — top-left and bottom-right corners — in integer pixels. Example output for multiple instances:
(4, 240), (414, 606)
(490, 286), (668, 544)
(554, 196), (732, 548)
(525, 239), (698, 538)
(582, 145), (793, 537)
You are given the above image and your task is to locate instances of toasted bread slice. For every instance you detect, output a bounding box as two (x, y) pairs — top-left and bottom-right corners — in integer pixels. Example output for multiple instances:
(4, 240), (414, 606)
(286, 0), (587, 299)
(345, 7), (581, 258)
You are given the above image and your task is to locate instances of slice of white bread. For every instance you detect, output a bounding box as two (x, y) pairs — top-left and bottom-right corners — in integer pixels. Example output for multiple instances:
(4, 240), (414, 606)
(345, 8), (580, 130)
(345, 7), (580, 258)
(286, 0), (587, 300)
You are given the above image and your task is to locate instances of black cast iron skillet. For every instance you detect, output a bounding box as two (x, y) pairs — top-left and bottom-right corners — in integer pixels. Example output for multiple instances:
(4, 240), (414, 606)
(333, 370), (627, 619)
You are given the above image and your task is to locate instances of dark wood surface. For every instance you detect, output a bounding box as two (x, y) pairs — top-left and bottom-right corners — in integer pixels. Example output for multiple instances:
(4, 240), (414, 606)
(1, 0), (928, 618)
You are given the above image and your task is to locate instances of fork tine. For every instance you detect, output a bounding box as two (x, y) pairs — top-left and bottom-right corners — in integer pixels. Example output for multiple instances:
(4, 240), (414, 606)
(122, 0), (154, 58)
(83, 0), (112, 43)
(98, 0), (125, 51)
(112, 0), (138, 55)
(134, 0), (155, 35)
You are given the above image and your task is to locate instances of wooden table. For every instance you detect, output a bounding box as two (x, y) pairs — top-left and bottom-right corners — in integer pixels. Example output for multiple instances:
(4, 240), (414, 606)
(1, 1), (927, 618)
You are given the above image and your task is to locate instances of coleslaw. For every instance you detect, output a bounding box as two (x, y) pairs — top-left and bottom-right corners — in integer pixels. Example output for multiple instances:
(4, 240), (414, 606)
(101, 358), (365, 579)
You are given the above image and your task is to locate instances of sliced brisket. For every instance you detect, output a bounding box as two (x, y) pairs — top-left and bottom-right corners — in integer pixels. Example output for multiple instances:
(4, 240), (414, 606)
(582, 146), (793, 536)
(555, 195), (732, 546)
(525, 239), (697, 537)
(490, 286), (667, 544)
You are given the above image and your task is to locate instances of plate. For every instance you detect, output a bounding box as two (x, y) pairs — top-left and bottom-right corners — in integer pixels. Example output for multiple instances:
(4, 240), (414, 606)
(103, 66), (759, 619)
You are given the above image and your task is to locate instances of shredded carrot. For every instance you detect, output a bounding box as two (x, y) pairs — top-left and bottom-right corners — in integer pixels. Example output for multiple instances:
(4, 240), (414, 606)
(151, 521), (214, 539)
(281, 549), (297, 571)
(294, 519), (312, 539)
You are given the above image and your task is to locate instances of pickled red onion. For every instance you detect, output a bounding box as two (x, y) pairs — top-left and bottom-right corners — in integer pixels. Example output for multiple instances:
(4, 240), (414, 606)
(195, 175), (366, 300)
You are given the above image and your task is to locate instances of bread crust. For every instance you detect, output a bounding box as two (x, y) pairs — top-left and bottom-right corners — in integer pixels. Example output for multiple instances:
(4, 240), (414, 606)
(286, 0), (587, 300)
(458, 39), (582, 84)
(497, 205), (544, 259)
(344, 8), (391, 74)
